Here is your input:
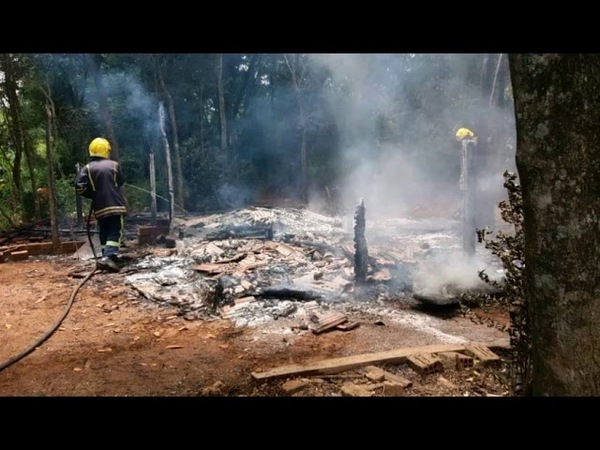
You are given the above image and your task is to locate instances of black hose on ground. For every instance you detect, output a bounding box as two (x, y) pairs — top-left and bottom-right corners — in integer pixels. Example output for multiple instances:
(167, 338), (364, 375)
(85, 200), (99, 267)
(0, 202), (98, 373)
(0, 268), (97, 372)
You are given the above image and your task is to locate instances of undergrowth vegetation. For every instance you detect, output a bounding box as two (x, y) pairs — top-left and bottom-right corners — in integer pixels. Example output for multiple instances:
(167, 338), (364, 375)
(460, 171), (530, 396)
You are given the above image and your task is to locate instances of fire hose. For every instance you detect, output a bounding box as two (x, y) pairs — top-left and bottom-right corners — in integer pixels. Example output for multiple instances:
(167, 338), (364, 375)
(124, 183), (188, 214)
(0, 182), (180, 372)
(0, 202), (99, 373)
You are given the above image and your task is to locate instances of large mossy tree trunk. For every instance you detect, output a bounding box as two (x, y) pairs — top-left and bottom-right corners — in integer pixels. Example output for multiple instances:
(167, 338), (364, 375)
(509, 53), (600, 396)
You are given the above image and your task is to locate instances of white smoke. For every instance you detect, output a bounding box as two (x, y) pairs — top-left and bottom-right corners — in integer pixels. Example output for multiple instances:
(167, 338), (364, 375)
(412, 251), (503, 298)
(309, 53), (515, 220)
(309, 54), (515, 295)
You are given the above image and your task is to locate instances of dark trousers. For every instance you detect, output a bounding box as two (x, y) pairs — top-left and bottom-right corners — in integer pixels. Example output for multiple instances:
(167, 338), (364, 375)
(98, 214), (124, 258)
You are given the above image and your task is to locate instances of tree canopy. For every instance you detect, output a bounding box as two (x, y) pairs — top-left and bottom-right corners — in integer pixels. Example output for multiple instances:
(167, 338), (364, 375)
(0, 53), (515, 227)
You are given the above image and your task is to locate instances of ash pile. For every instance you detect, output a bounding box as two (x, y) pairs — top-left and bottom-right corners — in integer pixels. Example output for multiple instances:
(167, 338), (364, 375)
(124, 204), (504, 325)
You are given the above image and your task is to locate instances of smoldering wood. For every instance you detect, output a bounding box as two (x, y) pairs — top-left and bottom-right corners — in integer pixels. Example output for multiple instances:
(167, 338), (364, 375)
(205, 280), (225, 309)
(354, 198), (368, 283)
(256, 285), (325, 301)
(413, 293), (462, 306)
(413, 284), (505, 307)
(205, 224), (274, 241)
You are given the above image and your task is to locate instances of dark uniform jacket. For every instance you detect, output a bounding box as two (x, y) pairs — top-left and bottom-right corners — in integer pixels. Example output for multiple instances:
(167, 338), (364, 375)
(75, 157), (127, 219)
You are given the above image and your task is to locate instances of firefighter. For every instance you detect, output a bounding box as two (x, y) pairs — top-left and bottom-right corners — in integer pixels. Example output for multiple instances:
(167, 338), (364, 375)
(75, 137), (127, 272)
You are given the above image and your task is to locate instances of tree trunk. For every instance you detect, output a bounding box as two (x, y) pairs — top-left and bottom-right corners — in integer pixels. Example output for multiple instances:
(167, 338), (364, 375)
(199, 85), (206, 158)
(216, 54), (228, 160)
(88, 54), (120, 162)
(509, 53), (600, 396)
(155, 56), (185, 211)
(149, 151), (157, 225)
(284, 54), (308, 204)
(44, 89), (60, 251)
(159, 102), (175, 225)
(0, 145), (18, 227)
(0, 54), (38, 221)
(231, 54), (259, 120)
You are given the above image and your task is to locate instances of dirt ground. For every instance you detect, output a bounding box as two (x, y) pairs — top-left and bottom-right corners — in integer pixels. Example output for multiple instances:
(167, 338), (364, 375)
(0, 252), (512, 397)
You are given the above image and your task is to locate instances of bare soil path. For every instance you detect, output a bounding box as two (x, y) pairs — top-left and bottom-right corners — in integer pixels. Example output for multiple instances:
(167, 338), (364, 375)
(0, 256), (511, 397)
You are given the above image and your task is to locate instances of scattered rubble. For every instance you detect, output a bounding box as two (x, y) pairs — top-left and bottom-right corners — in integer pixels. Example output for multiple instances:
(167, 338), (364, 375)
(49, 205), (502, 355)
(3, 206), (508, 348)
(122, 206), (502, 316)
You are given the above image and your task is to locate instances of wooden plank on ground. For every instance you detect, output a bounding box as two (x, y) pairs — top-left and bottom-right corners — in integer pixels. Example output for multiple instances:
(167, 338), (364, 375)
(10, 250), (29, 261)
(251, 340), (509, 381)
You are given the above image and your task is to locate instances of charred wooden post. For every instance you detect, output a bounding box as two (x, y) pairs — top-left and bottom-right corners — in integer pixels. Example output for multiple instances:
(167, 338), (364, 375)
(460, 138), (477, 257)
(354, 198), (369, 283)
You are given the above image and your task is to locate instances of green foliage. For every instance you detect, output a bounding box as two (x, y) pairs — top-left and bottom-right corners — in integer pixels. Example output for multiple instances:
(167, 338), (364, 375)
(0, 53), (515, 223)
(53, 177), (79, 221)
(0, 184), (17, 230)
(462, 170), (530, 396)
(0, 151), (19, 230)
(122, 182), (160, 214)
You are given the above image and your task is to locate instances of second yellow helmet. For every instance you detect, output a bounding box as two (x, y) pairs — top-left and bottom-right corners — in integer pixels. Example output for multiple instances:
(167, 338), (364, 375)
(455, 127), (475, 141)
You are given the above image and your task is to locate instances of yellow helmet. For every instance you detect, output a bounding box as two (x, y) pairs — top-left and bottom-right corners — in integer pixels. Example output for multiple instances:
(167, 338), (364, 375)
(89, 137), (111, 158)
(455, 127), (475, 141)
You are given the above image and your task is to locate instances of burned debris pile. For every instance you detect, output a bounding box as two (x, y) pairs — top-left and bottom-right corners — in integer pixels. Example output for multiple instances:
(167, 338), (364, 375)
(120, 205), (502, 325)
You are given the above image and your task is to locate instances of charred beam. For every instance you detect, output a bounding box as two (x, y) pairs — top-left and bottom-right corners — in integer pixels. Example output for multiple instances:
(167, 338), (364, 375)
(256, 286), (324, 301)
(354, 198), (368, 283)
(205, 224), (274, 241)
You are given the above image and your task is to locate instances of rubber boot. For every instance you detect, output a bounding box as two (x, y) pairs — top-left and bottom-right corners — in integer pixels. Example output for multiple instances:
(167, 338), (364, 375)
(97, 256), (120, 272)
